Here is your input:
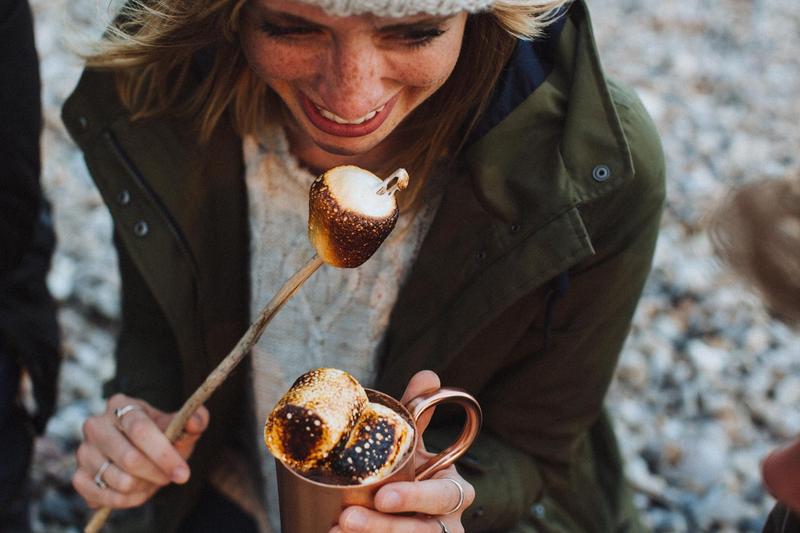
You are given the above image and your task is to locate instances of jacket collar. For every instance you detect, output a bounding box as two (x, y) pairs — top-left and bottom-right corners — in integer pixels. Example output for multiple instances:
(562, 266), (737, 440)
(464, 0), (634, 226)
(469, 6), (567, 142)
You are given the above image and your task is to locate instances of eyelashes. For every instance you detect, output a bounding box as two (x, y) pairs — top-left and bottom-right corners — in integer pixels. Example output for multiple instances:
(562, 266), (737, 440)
(257, 21), (447, 49)
(258, 21), (318, 38)
(398, 28), (446, 48)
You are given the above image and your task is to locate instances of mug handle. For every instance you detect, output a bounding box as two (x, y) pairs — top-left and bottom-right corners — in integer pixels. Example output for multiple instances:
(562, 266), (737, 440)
(405, 387), (482, 481)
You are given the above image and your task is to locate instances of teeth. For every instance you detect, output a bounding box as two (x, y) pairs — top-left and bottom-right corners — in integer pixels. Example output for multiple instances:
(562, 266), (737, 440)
(315, 104), (384, 125)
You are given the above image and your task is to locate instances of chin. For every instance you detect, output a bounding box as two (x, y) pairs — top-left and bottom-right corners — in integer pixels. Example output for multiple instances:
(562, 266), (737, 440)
(311, 135), (385, 158)
(314, 141), (363, 157)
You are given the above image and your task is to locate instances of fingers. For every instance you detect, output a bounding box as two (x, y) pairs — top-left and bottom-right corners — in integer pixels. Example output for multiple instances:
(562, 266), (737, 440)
(399, 370), (440, 404)
(330, 466), (473, 533)
(108, 396), (191, 484)
(82, 409), (171, 486)
(374, 470), (475, 516)
(331, 507), (463, 533)
(75, 443), (142, 495)
(400, 370), (440, 435)
(170, 408), (210, 459)
(72, 467), (152, 510)
(73, 394), (210, 511)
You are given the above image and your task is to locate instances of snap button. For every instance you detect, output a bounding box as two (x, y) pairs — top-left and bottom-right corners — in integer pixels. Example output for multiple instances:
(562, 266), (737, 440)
(532, 503), (546, 518)
(510, 223), (521, 234)
(592, 164), (611, 182)
(133, 221), (149, 237)
(475, 250), (486, 262)
(77, 116), (89, 132)
(117, 190), (131, 206)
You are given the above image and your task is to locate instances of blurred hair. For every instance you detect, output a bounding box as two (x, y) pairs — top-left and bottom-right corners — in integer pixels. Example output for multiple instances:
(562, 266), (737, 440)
(85, 0), (570, 208)
(709, 175), (800, 326)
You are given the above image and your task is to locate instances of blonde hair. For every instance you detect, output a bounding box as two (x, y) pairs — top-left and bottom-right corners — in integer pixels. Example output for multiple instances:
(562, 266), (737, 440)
(87, 0), (571, 206)
(492, 0), (571, 39)
(710, 175), (800, 326)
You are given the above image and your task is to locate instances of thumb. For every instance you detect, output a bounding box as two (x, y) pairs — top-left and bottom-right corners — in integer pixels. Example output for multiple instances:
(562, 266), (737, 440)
(400, 370), (441, 436)
(157, 406), (211, 460)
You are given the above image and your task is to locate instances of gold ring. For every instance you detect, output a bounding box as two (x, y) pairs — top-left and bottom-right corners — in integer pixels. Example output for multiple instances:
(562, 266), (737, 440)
(94, 460), (112, 490)
(441, 477), (465, 515)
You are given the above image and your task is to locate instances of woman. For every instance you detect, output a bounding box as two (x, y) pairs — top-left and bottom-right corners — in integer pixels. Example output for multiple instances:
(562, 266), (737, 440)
(711, 177), (800, 533)
(63, 0), (666, 531)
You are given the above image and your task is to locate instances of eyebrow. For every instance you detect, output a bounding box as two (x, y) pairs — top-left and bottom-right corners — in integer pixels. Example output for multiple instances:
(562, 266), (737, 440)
(257, 6), (451, 31)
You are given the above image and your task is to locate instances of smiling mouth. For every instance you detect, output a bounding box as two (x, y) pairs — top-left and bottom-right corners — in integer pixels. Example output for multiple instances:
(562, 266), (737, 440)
(314, 103), (386, 125)
(301, 93), (398, 138)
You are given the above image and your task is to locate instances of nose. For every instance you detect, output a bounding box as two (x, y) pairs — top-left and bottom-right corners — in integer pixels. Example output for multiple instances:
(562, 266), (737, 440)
(317, 38), (387, 120)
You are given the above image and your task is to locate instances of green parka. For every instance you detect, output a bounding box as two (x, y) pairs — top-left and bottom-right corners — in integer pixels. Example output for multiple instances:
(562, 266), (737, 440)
(62, 1), (665, 531)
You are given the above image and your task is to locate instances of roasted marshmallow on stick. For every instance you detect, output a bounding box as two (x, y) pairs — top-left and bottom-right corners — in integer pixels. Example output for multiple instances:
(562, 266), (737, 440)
(265, 368), (415, 483)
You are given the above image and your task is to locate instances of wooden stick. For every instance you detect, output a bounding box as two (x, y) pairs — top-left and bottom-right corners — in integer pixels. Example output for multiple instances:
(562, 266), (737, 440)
(85, 254), (325, 533)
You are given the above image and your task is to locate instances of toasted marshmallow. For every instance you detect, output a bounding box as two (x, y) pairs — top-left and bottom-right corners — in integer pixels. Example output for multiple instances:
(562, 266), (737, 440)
(308, 166), (407, 268)
(329, 402), (415, 484)
(264, 368), (368, 472)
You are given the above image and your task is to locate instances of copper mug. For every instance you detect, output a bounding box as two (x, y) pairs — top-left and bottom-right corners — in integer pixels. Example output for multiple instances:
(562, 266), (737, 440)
(275, 387), (482, 533)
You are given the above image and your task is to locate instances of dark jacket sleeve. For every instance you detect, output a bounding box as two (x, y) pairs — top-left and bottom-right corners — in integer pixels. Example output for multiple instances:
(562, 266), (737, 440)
(428, 83), (666, 532)
(0, 0), (60, 435)
(0, 0), (42, 274)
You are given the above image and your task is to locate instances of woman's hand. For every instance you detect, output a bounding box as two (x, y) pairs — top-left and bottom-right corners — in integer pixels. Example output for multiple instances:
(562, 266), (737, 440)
(330, 371), (476, 533)
(72, 393), (209, 509)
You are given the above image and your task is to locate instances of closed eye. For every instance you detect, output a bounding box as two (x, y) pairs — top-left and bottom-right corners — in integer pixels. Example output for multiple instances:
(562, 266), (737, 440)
(392, 27), (447, 48)
(258, 20), (320, 39)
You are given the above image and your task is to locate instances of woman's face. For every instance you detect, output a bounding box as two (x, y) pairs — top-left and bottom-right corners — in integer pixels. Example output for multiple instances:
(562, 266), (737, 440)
(240, 0), (467, 163)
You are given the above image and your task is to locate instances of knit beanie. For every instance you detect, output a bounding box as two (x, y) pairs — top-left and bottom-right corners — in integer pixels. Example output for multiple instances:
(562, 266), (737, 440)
(295, 0), (496, 17)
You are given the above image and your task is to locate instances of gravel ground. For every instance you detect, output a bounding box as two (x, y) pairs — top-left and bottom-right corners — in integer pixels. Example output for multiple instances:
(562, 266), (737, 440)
(25, 0), (800, 531)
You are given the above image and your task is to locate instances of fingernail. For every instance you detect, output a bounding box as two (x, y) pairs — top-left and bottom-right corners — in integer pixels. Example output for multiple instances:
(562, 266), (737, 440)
(344, 510), (367, 532)
(379, 490), (401, 510)
(172, 465), (189, 484)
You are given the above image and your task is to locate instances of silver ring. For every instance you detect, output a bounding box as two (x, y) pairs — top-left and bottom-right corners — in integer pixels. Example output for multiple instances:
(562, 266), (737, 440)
(114, 404), (142, 431)
(441, 477), (465, 515)
(114, 404), (141, 420)
(436, 519), (450, 533)
(94, 460), (112, 490)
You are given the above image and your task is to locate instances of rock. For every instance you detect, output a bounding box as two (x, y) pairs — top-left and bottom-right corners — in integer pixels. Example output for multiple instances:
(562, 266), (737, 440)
(687, 340), (727, 376)
(693, 486), (758, 530)
(647, 507), (689, 533)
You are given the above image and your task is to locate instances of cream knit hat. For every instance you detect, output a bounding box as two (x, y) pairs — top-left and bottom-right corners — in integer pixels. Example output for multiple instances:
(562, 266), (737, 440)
(294, 0), (496, 17)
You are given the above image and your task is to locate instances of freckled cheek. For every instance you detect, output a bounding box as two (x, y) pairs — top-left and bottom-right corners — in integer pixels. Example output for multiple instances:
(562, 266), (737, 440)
(393, 53), (460, 89)
(243, 42), (321, 83)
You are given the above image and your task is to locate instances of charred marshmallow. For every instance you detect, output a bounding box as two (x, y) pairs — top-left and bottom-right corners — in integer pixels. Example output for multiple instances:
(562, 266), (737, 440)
(264, 368), (368, 472)
(308, 166), (409, 268)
